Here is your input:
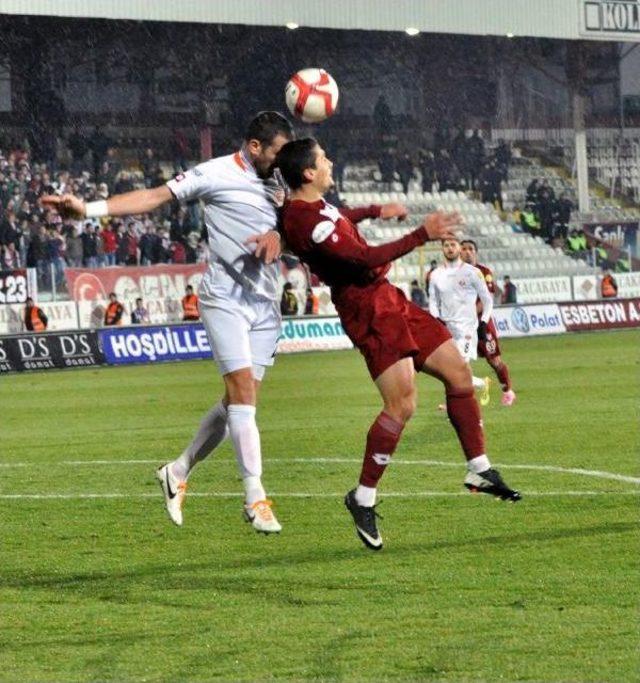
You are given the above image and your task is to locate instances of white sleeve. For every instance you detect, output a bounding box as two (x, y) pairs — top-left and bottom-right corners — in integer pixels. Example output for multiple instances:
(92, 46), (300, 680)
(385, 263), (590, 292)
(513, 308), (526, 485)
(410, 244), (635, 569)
(473, 268), (493, 323)
(166, 163), (214, 203)
(428, 273), (441, 319)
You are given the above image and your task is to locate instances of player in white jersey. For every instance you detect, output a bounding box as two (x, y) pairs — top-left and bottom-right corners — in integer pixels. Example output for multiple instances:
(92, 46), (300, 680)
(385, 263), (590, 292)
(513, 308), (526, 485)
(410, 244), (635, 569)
(41, 112), (294, 533)
(428, 237), (493, 406)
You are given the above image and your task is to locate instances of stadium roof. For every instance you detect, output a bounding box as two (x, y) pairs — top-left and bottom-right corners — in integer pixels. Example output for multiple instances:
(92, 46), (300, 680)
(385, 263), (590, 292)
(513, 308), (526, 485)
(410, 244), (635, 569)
(1, 0), (638, 42)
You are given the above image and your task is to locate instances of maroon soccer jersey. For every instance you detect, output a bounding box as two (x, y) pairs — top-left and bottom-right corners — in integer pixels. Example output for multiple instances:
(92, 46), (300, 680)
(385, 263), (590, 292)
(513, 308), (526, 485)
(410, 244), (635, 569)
(281, 198), (450, 379)
(281, 199), (429, 299)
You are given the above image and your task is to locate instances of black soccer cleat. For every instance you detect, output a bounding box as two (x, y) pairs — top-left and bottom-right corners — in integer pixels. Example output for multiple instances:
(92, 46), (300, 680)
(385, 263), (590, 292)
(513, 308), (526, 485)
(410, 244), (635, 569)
(464, 468), (522, 502)
(344, 489), (383, 550)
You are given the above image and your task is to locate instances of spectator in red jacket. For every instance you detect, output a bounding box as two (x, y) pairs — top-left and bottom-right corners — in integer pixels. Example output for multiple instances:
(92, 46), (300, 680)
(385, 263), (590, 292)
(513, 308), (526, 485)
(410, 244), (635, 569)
(101, 221), (118, 266)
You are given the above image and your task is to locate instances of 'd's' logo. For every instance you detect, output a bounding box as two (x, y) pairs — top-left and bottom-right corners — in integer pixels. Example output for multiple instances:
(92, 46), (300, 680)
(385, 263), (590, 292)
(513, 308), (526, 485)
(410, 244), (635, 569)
(512, 307), (530, 333)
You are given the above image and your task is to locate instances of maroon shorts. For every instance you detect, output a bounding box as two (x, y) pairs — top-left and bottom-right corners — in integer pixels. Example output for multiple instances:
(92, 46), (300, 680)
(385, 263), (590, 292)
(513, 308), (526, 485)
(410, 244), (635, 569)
(335, 280), (451, 380)
(477, 318), (501, 360)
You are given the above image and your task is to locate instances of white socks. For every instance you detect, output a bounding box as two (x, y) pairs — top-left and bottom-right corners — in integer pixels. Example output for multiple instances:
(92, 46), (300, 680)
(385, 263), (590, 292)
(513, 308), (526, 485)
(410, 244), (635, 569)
(467, 454), (491, 474)
(355, 484), (377, 507)
(169, 401), (267, 505)
(171, 401), (228, 480)
(472, 375), (486, 390)
(227, 404), (266, 505)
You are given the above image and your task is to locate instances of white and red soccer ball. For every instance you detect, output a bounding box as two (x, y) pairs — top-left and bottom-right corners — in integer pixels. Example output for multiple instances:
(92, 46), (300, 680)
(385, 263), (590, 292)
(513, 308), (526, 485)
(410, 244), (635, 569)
(285, 68), (339, 123)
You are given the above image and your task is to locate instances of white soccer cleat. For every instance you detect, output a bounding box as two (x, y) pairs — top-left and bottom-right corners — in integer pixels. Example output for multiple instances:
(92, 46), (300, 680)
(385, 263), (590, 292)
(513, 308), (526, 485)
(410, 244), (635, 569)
(501, 389), (516, 406)
(244, 499), (282, 534)
(156, 463), (187, 526)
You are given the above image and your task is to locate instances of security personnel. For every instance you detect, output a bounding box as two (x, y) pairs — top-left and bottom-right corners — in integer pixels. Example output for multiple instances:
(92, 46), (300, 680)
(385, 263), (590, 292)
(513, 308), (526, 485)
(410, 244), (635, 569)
(24, 297), (48, 332)
(182, 284), (200, 321)
(568, 229), (587, 254)
(104, 292), (124, 326)
(304, 287), (319, 315)
(601, 271), (618, 298)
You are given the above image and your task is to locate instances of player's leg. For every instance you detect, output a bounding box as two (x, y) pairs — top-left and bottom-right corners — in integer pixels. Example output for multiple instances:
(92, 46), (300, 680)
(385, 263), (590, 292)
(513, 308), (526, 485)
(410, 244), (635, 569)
(486, 354), (516, 406)
(452, 331), (490, 405)
(345, 356), (416, 550)
(235, 301), (282, 532)
(169, 401), (230, 483)
(421, 339), (520, 501)
(479, 322), (515, 406)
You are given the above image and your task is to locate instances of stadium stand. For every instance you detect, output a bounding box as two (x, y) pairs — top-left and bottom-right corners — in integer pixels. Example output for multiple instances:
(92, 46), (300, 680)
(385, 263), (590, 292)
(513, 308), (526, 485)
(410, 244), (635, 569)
(339, 162), (594, 287)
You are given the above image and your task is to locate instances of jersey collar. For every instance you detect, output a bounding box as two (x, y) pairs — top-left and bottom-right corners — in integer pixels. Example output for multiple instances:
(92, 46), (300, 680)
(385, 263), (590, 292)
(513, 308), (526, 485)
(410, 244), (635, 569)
(234, 147), (257, 175)
(443, 257), (463, 269)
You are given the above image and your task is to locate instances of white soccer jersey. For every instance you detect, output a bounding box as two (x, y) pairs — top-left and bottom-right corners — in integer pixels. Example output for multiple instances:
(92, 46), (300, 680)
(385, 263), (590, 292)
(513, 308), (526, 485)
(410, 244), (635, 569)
(428, 260), (493, 332)
(167, 150), (283, 303)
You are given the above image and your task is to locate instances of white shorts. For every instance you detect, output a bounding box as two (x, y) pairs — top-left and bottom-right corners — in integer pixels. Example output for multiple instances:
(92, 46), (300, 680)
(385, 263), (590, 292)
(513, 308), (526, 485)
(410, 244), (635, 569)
(200, 296), (281, 380)
(450, 327), (478, 362)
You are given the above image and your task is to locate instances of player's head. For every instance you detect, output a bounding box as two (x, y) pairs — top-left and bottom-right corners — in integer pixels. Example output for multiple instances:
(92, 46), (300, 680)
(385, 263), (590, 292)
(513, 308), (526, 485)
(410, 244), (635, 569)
(109, 292), (117, 302)
(135, 297), (143, 306)
(25, 297), (33, 307)
(441, 237), (461, 262)
(275, 138), (334, 193)
(460, 239), (478, 265)
(186, 285), (193, 294)
(244, 111), (295, 178)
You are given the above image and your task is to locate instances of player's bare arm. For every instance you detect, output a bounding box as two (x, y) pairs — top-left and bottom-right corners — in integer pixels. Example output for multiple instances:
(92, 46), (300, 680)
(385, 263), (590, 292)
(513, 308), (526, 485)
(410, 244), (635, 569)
(40, 185), (173, 220)
(379, 203), (408, 221)
(244, 231), (282, 264)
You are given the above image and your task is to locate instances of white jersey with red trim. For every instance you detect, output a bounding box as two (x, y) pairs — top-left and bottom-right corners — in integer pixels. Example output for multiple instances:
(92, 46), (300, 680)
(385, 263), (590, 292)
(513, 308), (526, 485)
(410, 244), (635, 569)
(428, 259), (493, 334)
(166, 150), (283, 303)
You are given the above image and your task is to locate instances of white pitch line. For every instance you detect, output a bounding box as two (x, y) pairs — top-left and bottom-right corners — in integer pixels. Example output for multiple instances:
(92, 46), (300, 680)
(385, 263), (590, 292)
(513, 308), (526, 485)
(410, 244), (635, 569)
(0, 490), (639, 501)
(2, 457), (637, 486)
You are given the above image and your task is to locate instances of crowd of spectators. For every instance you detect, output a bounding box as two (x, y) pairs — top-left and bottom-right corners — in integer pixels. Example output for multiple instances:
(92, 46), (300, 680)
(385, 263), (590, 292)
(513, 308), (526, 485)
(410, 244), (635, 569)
(0, 133), (208, 292)
(376, 128), (512, 203)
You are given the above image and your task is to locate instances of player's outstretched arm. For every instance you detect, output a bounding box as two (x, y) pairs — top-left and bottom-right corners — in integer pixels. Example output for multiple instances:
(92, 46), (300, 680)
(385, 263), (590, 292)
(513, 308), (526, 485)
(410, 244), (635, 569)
(40, 185), (173, 220)
(339, 202), (407, 225)
(314, 211), (462, 270)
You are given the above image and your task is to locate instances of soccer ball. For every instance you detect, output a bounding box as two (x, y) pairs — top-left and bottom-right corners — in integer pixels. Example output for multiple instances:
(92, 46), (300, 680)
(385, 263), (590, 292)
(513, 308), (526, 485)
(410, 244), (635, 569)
(285, 68), (339, 123)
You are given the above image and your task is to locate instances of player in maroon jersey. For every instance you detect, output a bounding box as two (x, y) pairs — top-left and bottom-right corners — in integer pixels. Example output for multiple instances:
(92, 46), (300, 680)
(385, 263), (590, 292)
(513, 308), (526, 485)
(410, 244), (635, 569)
(460, 240), (516, 406)
(276, 138), (520, 550)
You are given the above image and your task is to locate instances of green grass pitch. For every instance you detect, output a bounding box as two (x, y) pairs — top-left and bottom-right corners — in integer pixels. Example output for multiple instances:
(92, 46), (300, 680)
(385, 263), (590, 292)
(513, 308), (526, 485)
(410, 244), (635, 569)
(1, 330), (638, 682)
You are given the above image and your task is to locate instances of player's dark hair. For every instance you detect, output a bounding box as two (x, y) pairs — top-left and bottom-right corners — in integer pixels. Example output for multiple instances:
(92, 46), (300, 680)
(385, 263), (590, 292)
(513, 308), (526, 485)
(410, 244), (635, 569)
(461, 239), (478, 252)
(275, 138), (318, 189)
(244, 111), (294, 146)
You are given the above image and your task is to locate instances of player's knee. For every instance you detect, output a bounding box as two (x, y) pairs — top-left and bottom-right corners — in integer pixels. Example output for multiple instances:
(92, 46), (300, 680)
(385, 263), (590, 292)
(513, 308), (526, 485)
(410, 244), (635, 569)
(224, 369), (256, 405)
(386, 389), (417, 423)
(447, 357), (473, 392)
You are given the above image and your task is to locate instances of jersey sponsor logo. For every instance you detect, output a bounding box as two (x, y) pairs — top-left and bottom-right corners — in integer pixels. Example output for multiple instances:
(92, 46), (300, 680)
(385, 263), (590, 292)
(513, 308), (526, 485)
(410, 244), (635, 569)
(372, 453), (391, 466)
(320, 203), (342, 222)
(311, 220), (336, 243)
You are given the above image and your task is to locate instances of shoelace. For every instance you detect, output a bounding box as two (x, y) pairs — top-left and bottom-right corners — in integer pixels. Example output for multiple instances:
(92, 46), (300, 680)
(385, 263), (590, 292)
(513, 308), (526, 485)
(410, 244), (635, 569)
(250, 499), (275, 521)
(363, 501), (384, 523)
